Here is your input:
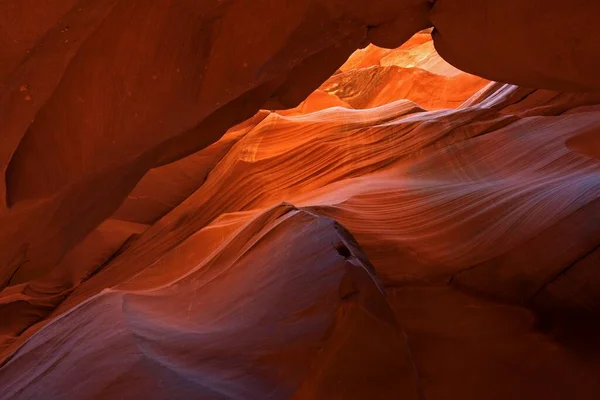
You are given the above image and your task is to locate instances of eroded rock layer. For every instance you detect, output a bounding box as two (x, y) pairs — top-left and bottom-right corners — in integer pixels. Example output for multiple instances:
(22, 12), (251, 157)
(1, 3), (600, 399)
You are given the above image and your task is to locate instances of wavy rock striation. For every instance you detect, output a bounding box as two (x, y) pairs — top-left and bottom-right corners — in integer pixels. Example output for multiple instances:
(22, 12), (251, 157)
(1, 3), (600, 399)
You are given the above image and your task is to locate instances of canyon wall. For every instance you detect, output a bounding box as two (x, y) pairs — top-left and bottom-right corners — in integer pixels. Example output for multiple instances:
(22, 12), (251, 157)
(1, 1), (600, 399)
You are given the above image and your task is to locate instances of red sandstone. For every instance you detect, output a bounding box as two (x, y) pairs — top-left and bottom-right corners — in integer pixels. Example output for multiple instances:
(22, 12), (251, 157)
(1, 2), (600, 399)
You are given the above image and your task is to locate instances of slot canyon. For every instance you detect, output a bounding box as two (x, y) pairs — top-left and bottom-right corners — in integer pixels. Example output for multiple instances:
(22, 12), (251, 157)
(1, 1), (600, 399)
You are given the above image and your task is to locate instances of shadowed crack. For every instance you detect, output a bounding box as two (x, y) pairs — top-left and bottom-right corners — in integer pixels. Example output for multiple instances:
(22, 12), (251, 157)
(530, 242), (600, 303)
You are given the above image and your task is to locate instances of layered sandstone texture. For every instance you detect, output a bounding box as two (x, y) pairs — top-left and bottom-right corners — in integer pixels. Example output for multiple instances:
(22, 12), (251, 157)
(1, 1), (600, 399)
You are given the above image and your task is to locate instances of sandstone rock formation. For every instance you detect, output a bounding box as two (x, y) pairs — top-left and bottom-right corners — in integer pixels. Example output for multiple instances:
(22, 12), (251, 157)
(1, 1), (600, 399)
(288, 29), (489, 112)
(430, 0), (600, 91)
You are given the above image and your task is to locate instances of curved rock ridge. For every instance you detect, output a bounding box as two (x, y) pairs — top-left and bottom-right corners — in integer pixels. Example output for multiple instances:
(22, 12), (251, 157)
(1, 205), (420, 400)
(111, 111), (272, 225)
(0, 218), (146, 354)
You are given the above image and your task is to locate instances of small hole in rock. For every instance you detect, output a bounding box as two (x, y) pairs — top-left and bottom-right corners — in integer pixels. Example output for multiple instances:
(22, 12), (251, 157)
(334, 242), (351, 258)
